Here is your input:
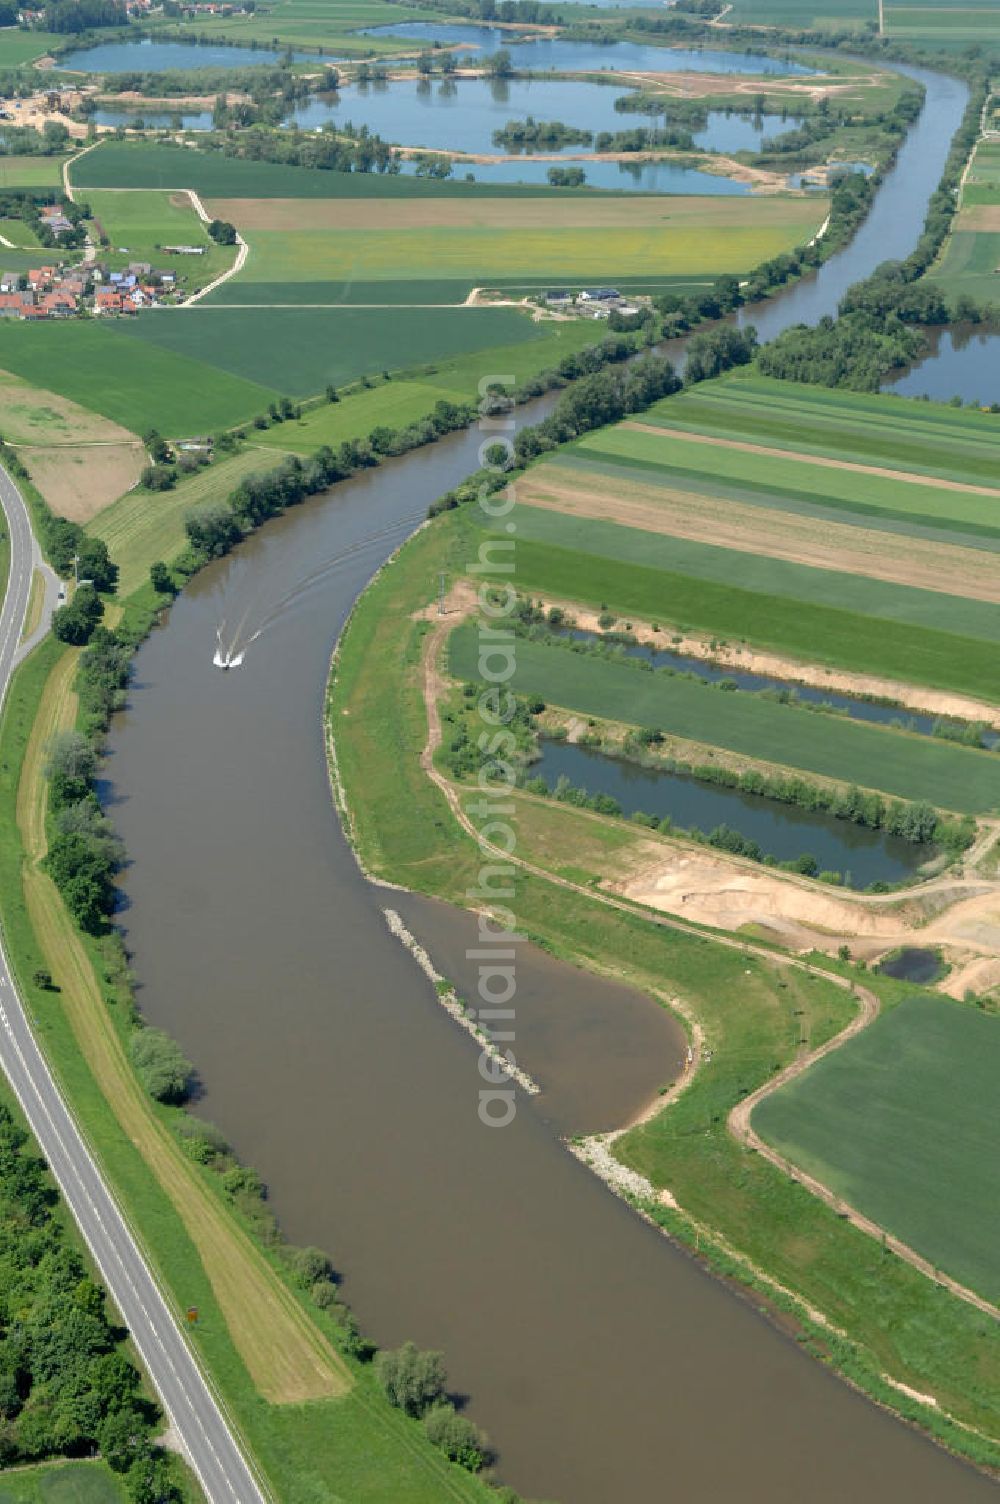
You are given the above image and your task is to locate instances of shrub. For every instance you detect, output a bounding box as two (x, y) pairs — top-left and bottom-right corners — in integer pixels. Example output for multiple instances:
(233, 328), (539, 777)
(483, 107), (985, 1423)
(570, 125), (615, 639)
(422, 1401), (487, 1471)
(374, 1341), (446, 1417)
(129, 1028), (194, 1104)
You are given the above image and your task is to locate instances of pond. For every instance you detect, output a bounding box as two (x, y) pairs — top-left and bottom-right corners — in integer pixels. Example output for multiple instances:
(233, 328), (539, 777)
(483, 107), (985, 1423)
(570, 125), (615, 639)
(55, 38), (335, 72)
(553, 627), (999, 746)
(288, 77), (797, 161)
(882, 325), (1000, 406)
(359, 23), (816, 77)
(91, 108), (213, 130)
(532, 739), (933, 888)
(875, 946), (947, 984)
(410, 153), (754, 192)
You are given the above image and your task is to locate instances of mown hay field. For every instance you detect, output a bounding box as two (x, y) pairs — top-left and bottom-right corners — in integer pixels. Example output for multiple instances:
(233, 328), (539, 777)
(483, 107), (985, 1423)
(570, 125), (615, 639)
(0, 153), (69, 188)
(754, 994), (1000, 1305)
(447, 623), (1000, 813)
(640, 374), (1000, 486)
(90, 447), (290, 594)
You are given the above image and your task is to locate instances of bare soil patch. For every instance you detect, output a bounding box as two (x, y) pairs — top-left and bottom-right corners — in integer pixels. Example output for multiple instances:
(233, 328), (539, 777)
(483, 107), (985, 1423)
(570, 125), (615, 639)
(958, 203), (1000, 232)
(23, 443), (145, 523)
(0, 369), (137, 447)
(521, 469), (1000, 603)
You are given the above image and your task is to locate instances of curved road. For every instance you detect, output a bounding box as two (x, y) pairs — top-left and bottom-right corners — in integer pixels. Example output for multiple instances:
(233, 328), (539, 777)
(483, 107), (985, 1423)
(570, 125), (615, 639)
(0, 463), (268, 1504)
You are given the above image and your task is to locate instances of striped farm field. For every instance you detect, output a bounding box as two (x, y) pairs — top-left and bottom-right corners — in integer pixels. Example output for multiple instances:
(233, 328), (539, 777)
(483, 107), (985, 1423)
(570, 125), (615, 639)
(638, 375), (1000, 489)
(495, 530), (1000, 700)
(754, 994), (1000, 1304)
(568, 424), (1000, 540)
(446, 625), (1000, 813)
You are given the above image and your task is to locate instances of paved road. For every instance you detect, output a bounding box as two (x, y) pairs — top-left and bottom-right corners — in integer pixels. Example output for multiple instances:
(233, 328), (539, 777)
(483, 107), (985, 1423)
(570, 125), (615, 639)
(0, 463), (269, 1504)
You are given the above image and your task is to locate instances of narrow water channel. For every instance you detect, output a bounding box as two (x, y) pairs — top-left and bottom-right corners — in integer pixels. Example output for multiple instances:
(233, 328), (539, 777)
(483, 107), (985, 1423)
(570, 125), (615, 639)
(104, 57), (997, 1504)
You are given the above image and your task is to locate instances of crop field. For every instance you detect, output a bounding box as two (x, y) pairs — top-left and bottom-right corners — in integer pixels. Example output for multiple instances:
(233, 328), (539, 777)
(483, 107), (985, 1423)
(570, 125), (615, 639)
(572, 421), (1000, 538)
(85, 188), (236, 285)
(640, 374), (1000, 489)
(447, 623), (1000, 813)
(90, 446), (290, 593)
(109, 303), (552, 396)
(0, 366), (138, 447)
(725, 0), (875, 22)
(884, 3), (1000, 44)
(519, 464), (1000, 603)
(754, 994), (1000, 1305)
(963, 142), (1000, 207)
(0, 320), (278, 433)
(71, 141), (598, 199)
(0, 154), (68, 189)
(212, 193), (825, 293)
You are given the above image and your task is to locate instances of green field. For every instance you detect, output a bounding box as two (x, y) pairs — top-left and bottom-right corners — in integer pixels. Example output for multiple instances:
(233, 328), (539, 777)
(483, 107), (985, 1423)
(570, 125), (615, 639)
(70, 142), (601, 199)
(639, 374), (1000, 490)
(577, 422), (1000, 537)
(755, 994), (1000, 1304)
(447, 623), (1000, 813)
(930, 228), (1000, 306)
(147, 0), (431, 54)
(0, 1462), (128, 1504)
(0, 320), (278, 433)
(725, 0), (874, 21)
(0, 154), (69, 189)
(108, 304), (554, 397)
(85, 188), (236, 286)
(0, 28), (65, 64)
(885, 2), (1000, 43)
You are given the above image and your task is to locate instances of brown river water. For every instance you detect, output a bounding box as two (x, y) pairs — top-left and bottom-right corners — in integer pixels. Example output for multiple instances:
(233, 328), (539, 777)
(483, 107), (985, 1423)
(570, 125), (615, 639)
(104, 60), (999, 1504)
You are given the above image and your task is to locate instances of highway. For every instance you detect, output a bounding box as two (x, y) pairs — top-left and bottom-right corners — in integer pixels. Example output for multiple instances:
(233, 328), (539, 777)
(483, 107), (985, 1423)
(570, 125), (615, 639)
(0, 462), (268, 1504)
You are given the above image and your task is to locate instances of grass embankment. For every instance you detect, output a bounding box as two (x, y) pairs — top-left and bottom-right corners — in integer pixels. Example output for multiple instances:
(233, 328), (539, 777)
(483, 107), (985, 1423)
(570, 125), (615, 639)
(755, 992), (1000, 1305)
(447, 622), (1000, 814)
(0, 642), (491, 1502)
(19, 570), (43, 643)
(328, 502), (1000, 1469)
(15, 645), (350, 1405)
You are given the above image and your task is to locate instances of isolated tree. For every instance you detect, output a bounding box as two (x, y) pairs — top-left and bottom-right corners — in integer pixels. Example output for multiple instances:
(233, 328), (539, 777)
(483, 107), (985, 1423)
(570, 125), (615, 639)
(129, 1028), (193, 1105)
(149, 561), (174, 595)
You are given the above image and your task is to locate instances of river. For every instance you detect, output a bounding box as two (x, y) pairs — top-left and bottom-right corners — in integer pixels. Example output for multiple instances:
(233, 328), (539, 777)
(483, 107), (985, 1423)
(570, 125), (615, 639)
(104, 54), (998, 1504)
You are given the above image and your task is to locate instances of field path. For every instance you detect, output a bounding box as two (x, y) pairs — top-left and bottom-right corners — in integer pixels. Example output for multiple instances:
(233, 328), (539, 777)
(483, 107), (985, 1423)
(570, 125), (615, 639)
(181, 188), (248, 307)
(410, 604), (1000, 1327)
(623, 420), (1000, 500)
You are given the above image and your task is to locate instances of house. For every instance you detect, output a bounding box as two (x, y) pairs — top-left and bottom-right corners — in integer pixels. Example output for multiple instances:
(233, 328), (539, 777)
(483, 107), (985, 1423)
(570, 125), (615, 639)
(27, 266), (56, 290)
(0, 291), (33, 318)
(38, 291), (76, 316)
(545, 289), (572, 305)
(40, 205), (73, 235)
(580, 287), (619, 303)
(163, 245), (206, 256)
(95, 289), (123, 314)
(0, 271), (19, 293)
(127, 261), (151, 277)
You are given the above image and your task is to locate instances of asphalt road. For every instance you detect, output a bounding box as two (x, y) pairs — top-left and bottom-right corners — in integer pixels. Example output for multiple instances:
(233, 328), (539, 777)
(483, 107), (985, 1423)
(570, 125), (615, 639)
(0, 463), (269, 1504)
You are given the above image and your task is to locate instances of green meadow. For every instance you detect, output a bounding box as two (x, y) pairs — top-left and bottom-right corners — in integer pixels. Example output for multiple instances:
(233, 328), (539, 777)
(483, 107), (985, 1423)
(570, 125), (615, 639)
(85, 188), (235, 284)
(447, 624), (1000, 813)
(754, 995), (1000, 1305)
(147, 0), (429, 54)
(930, 226), (1000, 306)
(0, 154), (69, 190)
(0, 1462), (128, 1504)
(0, 29), (64, 63)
